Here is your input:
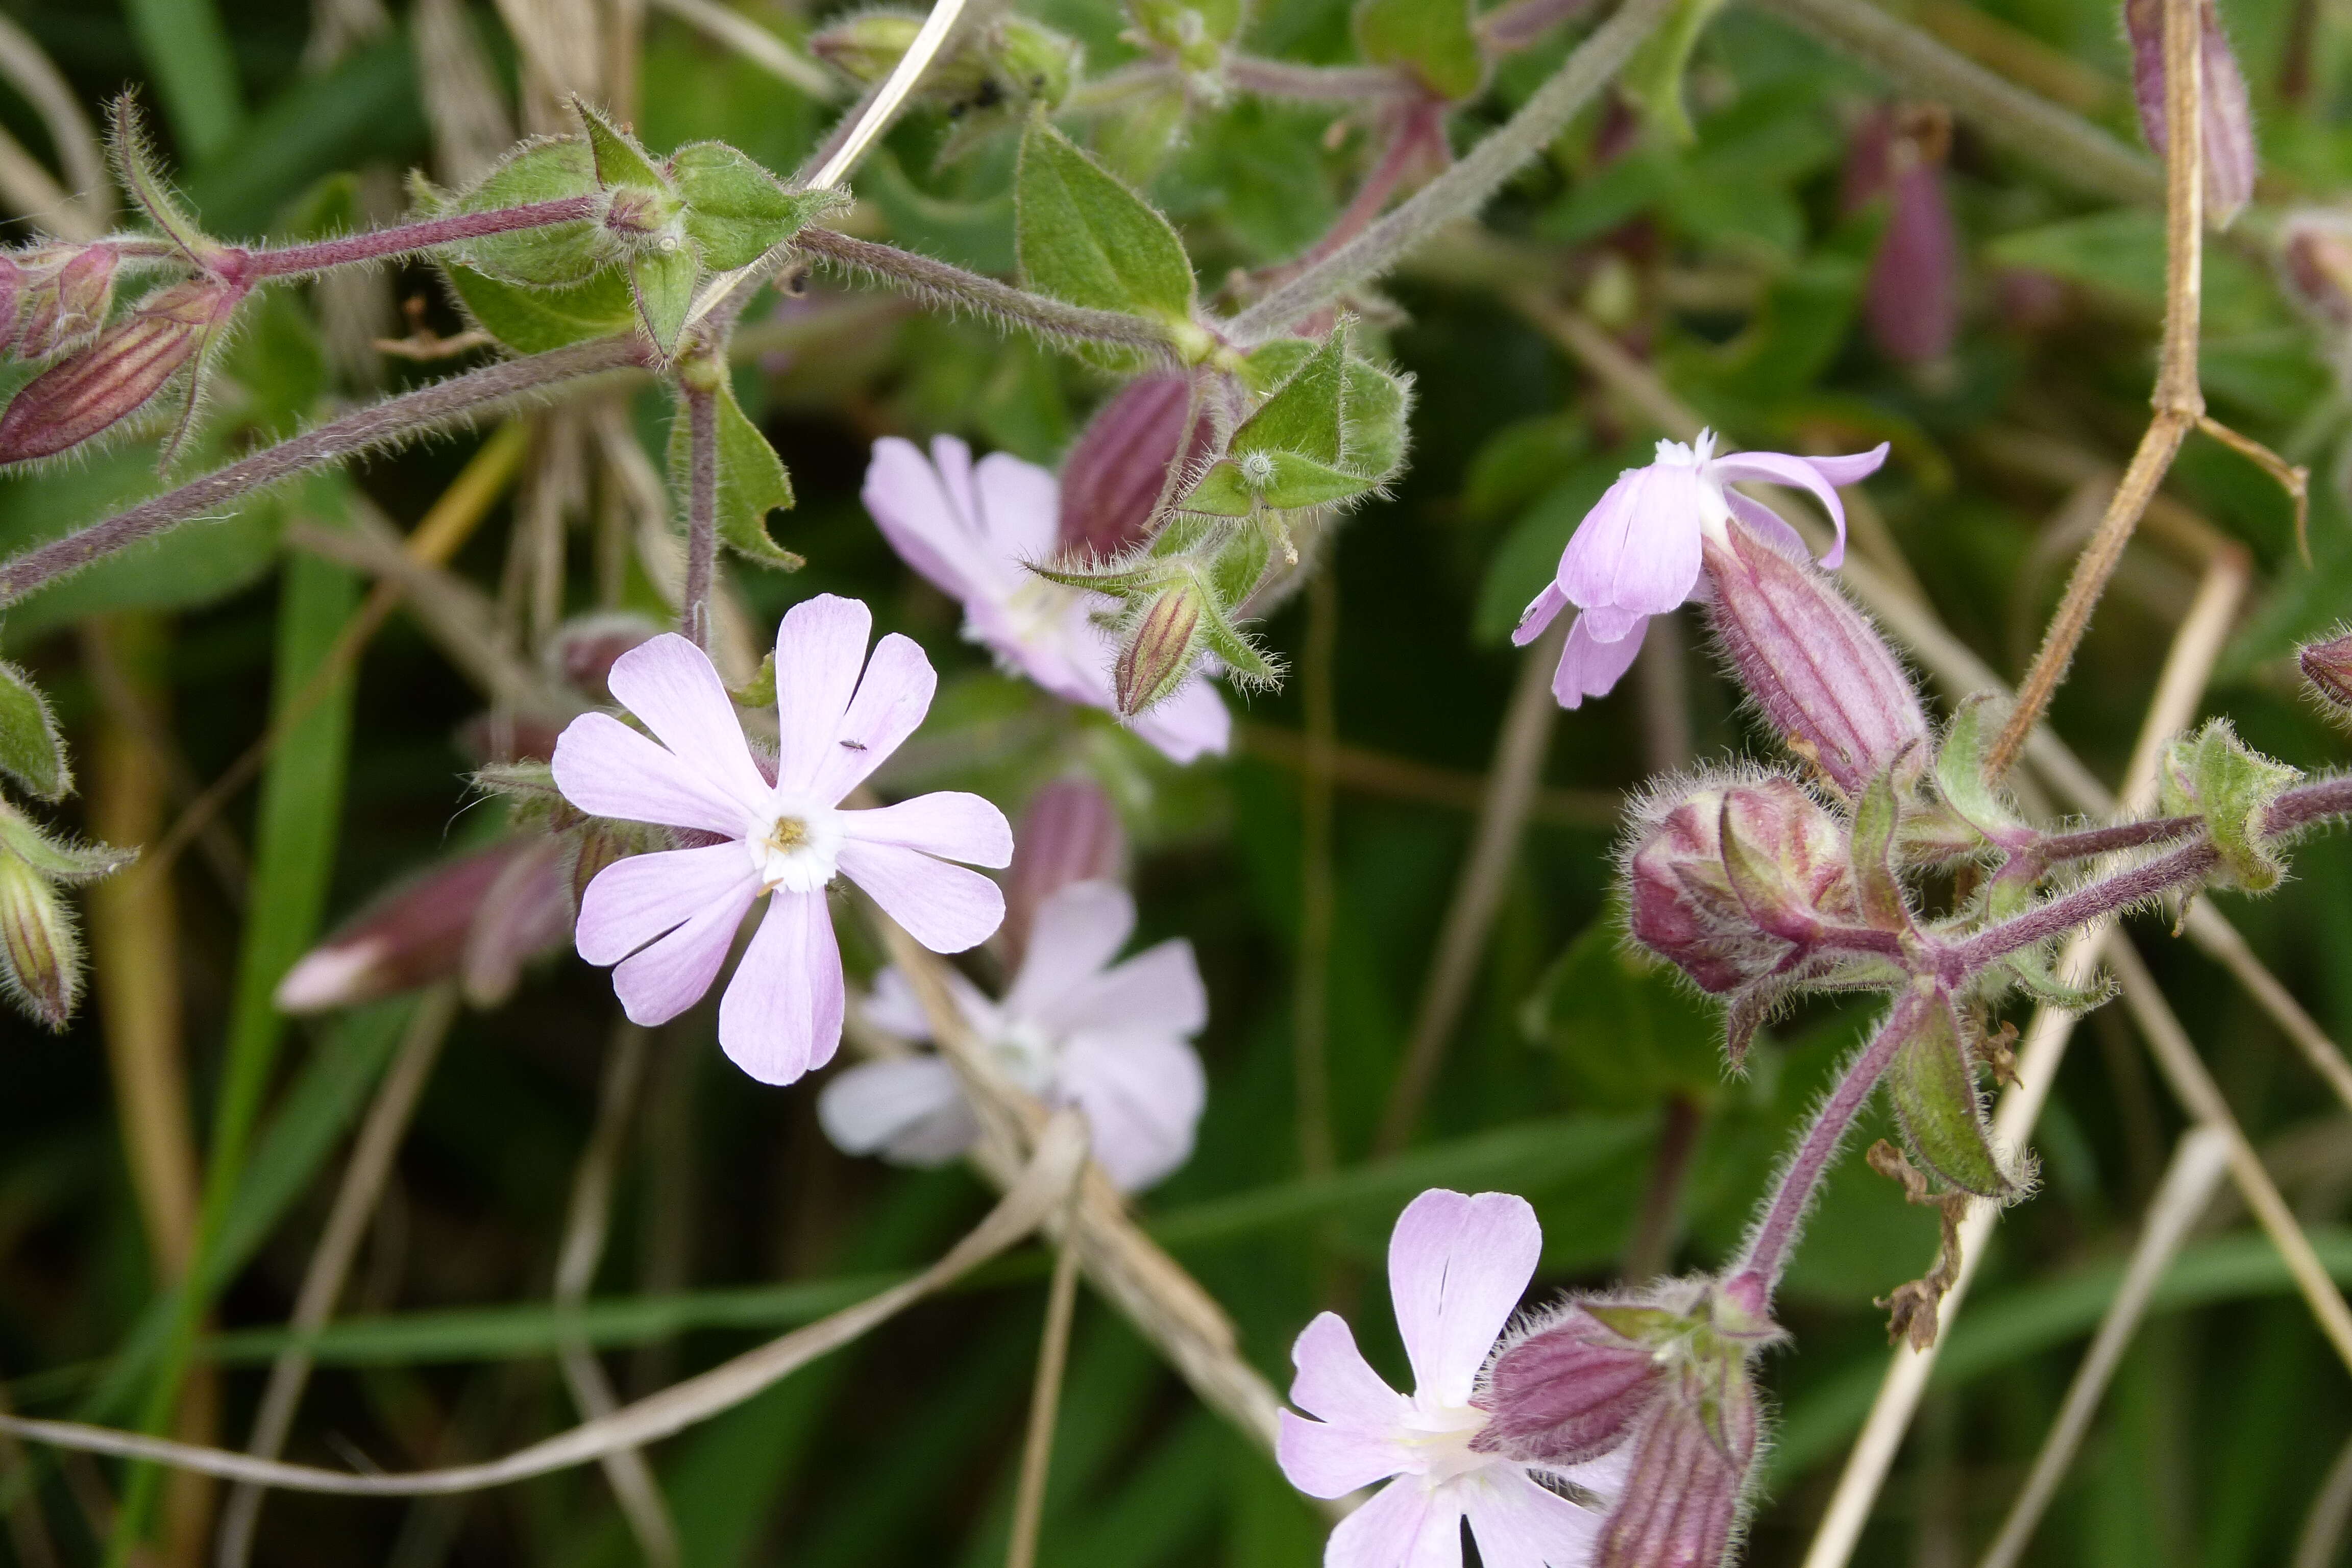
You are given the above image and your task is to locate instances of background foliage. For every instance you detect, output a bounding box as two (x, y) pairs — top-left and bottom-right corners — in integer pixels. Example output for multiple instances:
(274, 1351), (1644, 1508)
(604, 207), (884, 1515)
(2, 0), (2350, 1561)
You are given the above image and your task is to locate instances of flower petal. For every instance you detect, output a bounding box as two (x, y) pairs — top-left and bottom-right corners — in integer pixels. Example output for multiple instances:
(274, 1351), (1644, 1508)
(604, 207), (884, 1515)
(972, 450), (1060, 567)
(1003, 880), (1135, 1019)
(1389, 1189), (1541, 1408)
(1288, 1310), (1411, 1431)
(816, 1055), (973, 1166)
(717, 889), (845, 1084)
(1552, 615), (1647, 710)
(1459, 1466), (1605, 1568)
(837, 840), (1006, 953)
(1512, 581), (1569, 648)
(1708, 445), (1889, 570)
(773, 594), (874, 796)
(1558, 466), (1703, 618)
(605, 633), (771, 814)
(1280, 1412), (1415, 1503)
(1038, 938), (1207, 1038)
(841, 791), (1013, 868)
(608, 880), (758, 1026)
(576, 841), (760, 965)
(862, 436), (1003, 604)
(552, 712), (754, 836)
(810, 632), (938, 802)
(1055, 1031), (1205, 1190)
(861, 966), (935, 1041)
(1131, 674), (1231, 763)
(1322, 1476), (1466, 1568)
(1723, 489), (1812, 562)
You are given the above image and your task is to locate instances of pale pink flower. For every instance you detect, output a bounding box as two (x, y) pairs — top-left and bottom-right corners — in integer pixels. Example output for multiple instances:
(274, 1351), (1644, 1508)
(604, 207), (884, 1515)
(817, 879), (1207, 1190)
(862, 435), (1231, 763)
(1278, 1190), (1623, 1568)
(1514, 431), (1889, 709)
(552, 594), (1013, 1086)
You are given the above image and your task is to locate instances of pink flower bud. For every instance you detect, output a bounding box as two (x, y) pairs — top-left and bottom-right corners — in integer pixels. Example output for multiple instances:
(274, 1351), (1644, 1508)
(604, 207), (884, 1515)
(1625, 773), (1859, 996)
(0, 253), (23, 356)
(2280, 210), (2352, 330)
(1059, 374), (1215, 559)
(548, 612), (662, 705)
(1002, 776), (1125, 968)
(1701, 518), (1929, 797)
(1597, 1363), (1760, 1568)
(276, 839), (566, 1013)
(460, 837), (573, 1007)
(17, 243), (119, 359)
(2302, 629), (2352, 715)
(1474, 1304), (1664, 1466)
(2124, 0), (2258, 228)
(0, 851), (78, 1029)
(0, 281), (242, 464)
(1115, 581), (1205, 717)
(1844, 106), (1961, 365)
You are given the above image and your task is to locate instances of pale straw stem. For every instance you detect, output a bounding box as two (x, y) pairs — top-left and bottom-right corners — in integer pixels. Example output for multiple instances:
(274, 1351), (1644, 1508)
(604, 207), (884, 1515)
(2296, 1434), (2352, 1568)
(1975, 1126), (2233, 1568)
(1003, 1184), (1085, 1568)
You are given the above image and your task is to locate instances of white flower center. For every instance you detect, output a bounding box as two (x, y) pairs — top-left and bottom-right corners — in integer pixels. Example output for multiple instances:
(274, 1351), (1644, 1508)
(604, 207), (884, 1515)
(746, 796), (844, 893)
(1396, 1399), (1496, 1484)
(1002, 572), (1091, 652)
(986, 1020), (1060, 1094)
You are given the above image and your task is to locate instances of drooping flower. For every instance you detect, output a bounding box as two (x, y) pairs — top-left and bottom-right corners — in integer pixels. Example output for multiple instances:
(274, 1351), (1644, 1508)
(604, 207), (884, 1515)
(1277, 1189), (1622, 1568)
(1513, 431), (1889, 709)
(862, 434), (1231, 763)
(817, 878), (1207, 1190)
(551, 594), (1014, 1086)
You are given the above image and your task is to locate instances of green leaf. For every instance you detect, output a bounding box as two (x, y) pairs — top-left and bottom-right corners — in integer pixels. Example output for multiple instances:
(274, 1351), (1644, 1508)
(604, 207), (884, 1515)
(1933, 695), (2027, 844)
(1180, 453), (1375, 516)
(0, 661), (69, 801)
(1207, 525), (1270, 606)
(1621, 0), (1729, 144)
(2157, 718), (2300, 892)
(1342, 357), (1412, 481)
(1232, 326), (1347, 464)
(1353, 0), (1483, 100)
(1850, 768), (1910, 933)
(442, 138), (608, 287)
(1524, 920), (1727, 1110)
(667, 378), (804, 570)
(630, 243), (700, 358)
(1015, 115), (1195, 322)
(124, 0), (243, 163)
(672, 143), (839, 271)
(1884, 990), (2014, 1199)
(576, 97), (671, 193)
(111, 95), (217, 261)
(444, 262), (640, 355)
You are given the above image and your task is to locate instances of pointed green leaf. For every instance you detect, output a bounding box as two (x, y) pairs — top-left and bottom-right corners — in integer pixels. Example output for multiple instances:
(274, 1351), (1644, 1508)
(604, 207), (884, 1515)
(0, 662), (69, 801)
(1342, 357), (1412, 481)
(1621, 0), (1728, 145)
(1015, 115), (1195, 322)
(1851, 767), (1910, 933)
(667, 379), (803, 570)
(1353, 0), (1483, 100)
(630, 244), (699, 358)
(671, 144), (841, 271)
(444, 263), (638, 355)
(730, 651), (778, 710)
(1178, 460), (1257, 517)
(1933, 695), (2027, 844)
(1885, 990), (2014, 1198)
(0, 807), (134, 882)
(576, 98), (672, 193)
(1231, 326), (1347, 463)
(1256, 452), (1375, 509)
(2004, 947), (2114, 1011)
(445, 138), (608, 286)
(1195, 593), (1280, 687)
(2157, 718), (2300, 893)
(111, 95), (217, 263)
(1239, 337), (1314, 394)
(1207, 525), (1270, 606)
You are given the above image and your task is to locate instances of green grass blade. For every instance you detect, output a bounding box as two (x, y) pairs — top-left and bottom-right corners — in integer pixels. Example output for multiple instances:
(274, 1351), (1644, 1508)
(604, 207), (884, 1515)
(123, 0), (244, 162)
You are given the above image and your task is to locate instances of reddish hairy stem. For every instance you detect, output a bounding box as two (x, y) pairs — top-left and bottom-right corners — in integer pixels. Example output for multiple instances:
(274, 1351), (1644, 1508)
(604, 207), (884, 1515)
(244, 198), (601, 279)
(2266, 775), (2352, 837)
(1946, 840), (2219, 977)
(682, 386), (719, 652)
(0, 334), (649, 605)
(1735, 1002), (1910, 1292)
(2029, 815), (2203, 862)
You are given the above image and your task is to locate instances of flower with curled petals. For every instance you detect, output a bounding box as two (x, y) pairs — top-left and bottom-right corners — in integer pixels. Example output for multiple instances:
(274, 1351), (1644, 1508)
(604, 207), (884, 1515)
(1277, 1189), (1622, 1568)
(551, 594), (1013, 1086)
(862, 434), (1231, 763)
(1514, 431), (1889, 709)
(817, 878), (1207, 1191)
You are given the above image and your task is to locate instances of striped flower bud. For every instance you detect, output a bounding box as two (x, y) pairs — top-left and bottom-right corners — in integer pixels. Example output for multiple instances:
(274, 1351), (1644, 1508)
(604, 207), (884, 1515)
(1474, 1303), (1664, 1467)
(1002, 776), (1125, 968)
(1598, 1361), (1760, 1568)
(0, 280), (243, 464)
(0, 850), (77, 1028)
(1059, 374), (1214, 559)
(1702, 517), (1930, 797)
(2124, 0), (2258, 228)
(1843, 105), (1961, 365)
(2300, 628), (2352, 717)
(1115, 580), (1206, 717)
(16, 243), (119, 359)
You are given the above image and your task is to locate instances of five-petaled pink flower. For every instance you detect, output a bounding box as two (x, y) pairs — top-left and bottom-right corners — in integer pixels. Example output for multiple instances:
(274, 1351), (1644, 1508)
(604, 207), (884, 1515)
(1514, 431), (1889, 708)
(817, 879), (1208, 1191)
(552, 594), (1013, 1086)
(863, 435), (1231, 763)
(1278, 1189), (1623, 1568)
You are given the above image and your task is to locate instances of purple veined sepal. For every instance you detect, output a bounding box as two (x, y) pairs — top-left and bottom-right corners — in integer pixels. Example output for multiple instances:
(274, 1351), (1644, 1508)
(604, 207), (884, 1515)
(13, 242), (121, 360)
(2299, 627), (2352, 720)
(1843, 104), (1963, 368)
(0, 801), (135, 1030)
(1058, 373), (1218, 561)
(2124, 0), (2259, 228)
(1702, 504), (1931, 797)
(0, 277), (248, 466)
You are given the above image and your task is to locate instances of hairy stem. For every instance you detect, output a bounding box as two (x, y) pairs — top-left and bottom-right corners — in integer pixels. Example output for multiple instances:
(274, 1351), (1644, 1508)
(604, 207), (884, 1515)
(1224, 0), (1676, 342)
(245, 198), (600, 279)
(1480, 0), (1600, 53)
(0, 334), (648, 606)
(2029, 815), (2203, 862)
(682, 385), (718, 653)
(793, 228), (1179, 358)
(1222, 56), (1411, 100)
(1947, 840), (2218, 976)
